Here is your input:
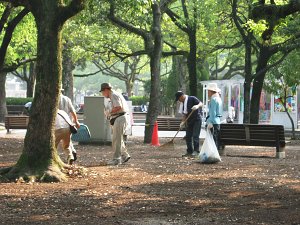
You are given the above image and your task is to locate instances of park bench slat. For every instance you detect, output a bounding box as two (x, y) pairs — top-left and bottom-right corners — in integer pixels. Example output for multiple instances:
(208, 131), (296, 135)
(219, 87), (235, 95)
(156, 117), (184, 131)
(4, 116), (29, 133)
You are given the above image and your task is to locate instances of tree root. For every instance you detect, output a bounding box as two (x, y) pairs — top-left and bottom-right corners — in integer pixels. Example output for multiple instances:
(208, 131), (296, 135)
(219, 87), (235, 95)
(0, 163), (88, 183)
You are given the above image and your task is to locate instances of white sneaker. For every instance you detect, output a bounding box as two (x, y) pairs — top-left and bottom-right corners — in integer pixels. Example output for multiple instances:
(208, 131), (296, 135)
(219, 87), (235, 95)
(192, 151), (199, 157)
(107, 158), (121, 166)
(122, 155), (131, 163)
(67, 154), (75, 165)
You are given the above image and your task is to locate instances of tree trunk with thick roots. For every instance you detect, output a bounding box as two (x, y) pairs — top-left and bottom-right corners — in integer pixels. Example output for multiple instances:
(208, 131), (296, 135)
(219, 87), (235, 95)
(1, 0), (85, 182)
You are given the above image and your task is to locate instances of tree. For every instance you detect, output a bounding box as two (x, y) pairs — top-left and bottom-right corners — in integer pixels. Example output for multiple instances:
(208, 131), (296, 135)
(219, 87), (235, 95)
(231, 0), (300, 123)
(165, 0), (199, 96)
(0, 0), (86, 182)
(0, 3), (29, 122)
(264, 50), (300, 139)
(249, 0), (300, 123)
(107, 0), (175, 143)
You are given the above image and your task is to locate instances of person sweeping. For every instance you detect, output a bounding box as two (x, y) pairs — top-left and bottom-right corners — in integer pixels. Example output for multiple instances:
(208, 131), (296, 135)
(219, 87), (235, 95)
(174, 91), (203, 157)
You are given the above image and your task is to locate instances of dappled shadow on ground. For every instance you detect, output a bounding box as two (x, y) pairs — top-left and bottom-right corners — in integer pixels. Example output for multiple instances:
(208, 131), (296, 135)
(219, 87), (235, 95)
(0, 136), (299, 225)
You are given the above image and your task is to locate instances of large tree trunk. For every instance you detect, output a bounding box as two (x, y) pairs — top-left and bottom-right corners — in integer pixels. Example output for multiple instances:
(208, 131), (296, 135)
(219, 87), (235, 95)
(174, 55), (187, 92)
(125, 80), (132, 97)
(243, 37), (252, 124)
(62, 42), (75, 101)
(144, 2), (162, 144)
(2, 1), (85, 182)
(187, 30), (197, 96)
(0, 72), (7, 122)
(250, 46), (271, 124)
(27, 62), (36, 97)
(7, 9), (64, 181)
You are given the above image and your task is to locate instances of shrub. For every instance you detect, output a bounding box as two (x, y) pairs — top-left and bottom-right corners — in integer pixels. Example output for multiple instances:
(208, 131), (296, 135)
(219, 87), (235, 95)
(129, 96), (149, 105)
(6, 97), (33, 105)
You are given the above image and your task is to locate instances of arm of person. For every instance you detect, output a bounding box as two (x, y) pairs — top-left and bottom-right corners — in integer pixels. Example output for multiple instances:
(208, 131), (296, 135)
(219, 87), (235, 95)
(70, 111), (80, 128)
(191, 100), (203, 110)
(111, 106), (122, 115)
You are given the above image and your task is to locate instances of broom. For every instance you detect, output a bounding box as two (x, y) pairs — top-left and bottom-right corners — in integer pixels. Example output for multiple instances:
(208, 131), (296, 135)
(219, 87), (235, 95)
(160, 108), (196, 148)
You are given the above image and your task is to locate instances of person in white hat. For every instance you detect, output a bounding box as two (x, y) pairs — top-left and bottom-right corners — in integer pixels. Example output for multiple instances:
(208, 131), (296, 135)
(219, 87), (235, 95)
(206, 83), (222, 150)
(100, 83), (131, 166)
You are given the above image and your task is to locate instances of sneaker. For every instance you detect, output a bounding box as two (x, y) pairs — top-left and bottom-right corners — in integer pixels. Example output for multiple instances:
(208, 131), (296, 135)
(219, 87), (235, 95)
(122, 155), (131, 163)
(192, 151), (199, 156)
(67, 155), (75, 165)
(72, 151), (77, 161)
(107, 158), (122, 166)
(182, 153), (193, 158)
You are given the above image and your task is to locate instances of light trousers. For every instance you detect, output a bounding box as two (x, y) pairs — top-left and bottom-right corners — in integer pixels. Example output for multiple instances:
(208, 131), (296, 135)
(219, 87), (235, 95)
(55, 128), (75, 159)
(112, 115), (129, 160)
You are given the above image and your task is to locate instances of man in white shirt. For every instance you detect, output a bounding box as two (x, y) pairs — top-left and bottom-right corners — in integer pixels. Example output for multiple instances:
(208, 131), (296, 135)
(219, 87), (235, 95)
(100, 83), (131, 166)
(56, 90), (80, 164)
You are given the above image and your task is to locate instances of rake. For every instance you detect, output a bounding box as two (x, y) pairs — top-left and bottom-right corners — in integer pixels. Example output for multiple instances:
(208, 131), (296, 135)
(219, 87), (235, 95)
(160, 108), (196, 149)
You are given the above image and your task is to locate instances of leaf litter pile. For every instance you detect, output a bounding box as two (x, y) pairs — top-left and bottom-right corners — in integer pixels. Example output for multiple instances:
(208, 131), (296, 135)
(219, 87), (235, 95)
(0, 136), (299, 225)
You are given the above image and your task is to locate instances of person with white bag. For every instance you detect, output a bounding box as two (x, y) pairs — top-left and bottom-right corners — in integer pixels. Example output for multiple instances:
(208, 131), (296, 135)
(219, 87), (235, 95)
(205, 83), (222, 152)
(199, 83), (223, 163)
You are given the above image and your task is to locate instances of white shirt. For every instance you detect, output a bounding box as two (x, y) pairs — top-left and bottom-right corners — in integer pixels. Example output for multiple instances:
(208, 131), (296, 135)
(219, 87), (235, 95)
(55, 110), (71, 129)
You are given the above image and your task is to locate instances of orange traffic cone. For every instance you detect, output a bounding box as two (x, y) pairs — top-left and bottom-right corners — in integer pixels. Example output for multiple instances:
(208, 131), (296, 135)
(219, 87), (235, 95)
(151, 121), (160, 146)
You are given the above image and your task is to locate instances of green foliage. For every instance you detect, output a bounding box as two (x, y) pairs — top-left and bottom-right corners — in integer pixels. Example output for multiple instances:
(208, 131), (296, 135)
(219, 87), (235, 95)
(6, 97), (33, 105)
(129, 96), (149, 105)
(264, 50), (300, 98)
(5, 12), (37, 66)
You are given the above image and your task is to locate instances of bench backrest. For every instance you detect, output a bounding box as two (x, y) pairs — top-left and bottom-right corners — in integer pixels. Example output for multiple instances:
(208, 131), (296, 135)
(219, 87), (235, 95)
(157, 117), (184, 131)
(220, 124), (285, 147)
(5, 116), (29, 129)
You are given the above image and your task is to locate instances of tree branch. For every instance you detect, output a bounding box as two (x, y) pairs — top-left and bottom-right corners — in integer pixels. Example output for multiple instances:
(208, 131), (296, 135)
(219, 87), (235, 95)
(165, 8), (188, 33)
(108, 0), (149, 40)
(2, 57), (36, 73)
(0, 3), (12, 34)
(0, 8), (29, 68)
(59, 0), (86, 24)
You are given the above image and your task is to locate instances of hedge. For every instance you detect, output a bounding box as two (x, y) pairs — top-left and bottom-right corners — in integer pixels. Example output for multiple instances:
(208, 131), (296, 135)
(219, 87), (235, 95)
(129, 96), (149, 105)
(6, 97), (33, 105)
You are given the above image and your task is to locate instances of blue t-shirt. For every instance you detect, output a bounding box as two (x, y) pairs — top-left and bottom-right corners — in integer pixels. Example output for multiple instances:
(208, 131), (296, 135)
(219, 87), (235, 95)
(207, 94), (222, 124)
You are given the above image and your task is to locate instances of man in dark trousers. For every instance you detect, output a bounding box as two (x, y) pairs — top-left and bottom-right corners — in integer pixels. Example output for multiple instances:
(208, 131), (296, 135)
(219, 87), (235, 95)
(175, 91), (203, 157)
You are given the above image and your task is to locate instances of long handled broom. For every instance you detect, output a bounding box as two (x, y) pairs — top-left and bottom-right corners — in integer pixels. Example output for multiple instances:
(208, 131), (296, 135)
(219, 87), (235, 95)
(160, 108), (196, 149)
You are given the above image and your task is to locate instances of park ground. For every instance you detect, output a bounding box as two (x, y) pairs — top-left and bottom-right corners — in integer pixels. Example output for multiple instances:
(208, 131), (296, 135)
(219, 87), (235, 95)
(0, 131), (299, 225)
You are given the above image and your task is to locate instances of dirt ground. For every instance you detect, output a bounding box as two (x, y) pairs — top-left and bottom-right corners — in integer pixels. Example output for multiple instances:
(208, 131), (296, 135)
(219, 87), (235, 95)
(0, 135), (299, 225)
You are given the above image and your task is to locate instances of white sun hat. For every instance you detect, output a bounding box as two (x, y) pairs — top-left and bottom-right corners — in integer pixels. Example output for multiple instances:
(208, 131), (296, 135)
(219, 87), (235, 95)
(207, 83), (219, 92)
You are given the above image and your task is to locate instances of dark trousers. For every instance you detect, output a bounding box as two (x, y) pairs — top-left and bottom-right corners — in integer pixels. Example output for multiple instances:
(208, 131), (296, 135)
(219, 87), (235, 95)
(210, 124), (220, 150)
(186, 119), (202, 154)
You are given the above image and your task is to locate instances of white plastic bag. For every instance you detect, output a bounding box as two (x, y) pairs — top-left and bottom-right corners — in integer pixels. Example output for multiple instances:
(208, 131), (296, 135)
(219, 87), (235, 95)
(199, 128), (221, 163)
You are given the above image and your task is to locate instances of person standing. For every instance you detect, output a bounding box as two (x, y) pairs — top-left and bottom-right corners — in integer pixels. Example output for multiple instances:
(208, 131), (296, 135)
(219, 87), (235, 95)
(206, 83), (222, 151)
(175, 91), (203, 157)
(100, 83), (131, 166)
(58, 89), (80, 164)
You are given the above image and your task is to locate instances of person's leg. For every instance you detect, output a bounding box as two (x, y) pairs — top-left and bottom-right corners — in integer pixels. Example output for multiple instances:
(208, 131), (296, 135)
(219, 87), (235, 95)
(211, 124), (220, 150)
(185, 124), (194, 155)
(61, 129), (74, 163)
(110, 116), (129, 165)
(192, 119), (202, 153)
(69, 140), (77, 161)
(112, 117), (125, 160)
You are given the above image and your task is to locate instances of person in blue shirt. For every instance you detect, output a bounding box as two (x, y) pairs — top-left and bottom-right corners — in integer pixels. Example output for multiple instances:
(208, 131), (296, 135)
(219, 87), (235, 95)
(175, 91), (203, 157)
(206, 83), (222, 151)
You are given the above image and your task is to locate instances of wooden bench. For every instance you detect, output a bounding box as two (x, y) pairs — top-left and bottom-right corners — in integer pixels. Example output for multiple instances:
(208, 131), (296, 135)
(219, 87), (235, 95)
(219, 124), (286, 158)
(4, 116), (29, 133)
(156, 117), (185, 131)
(6, 105), (25, 115)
